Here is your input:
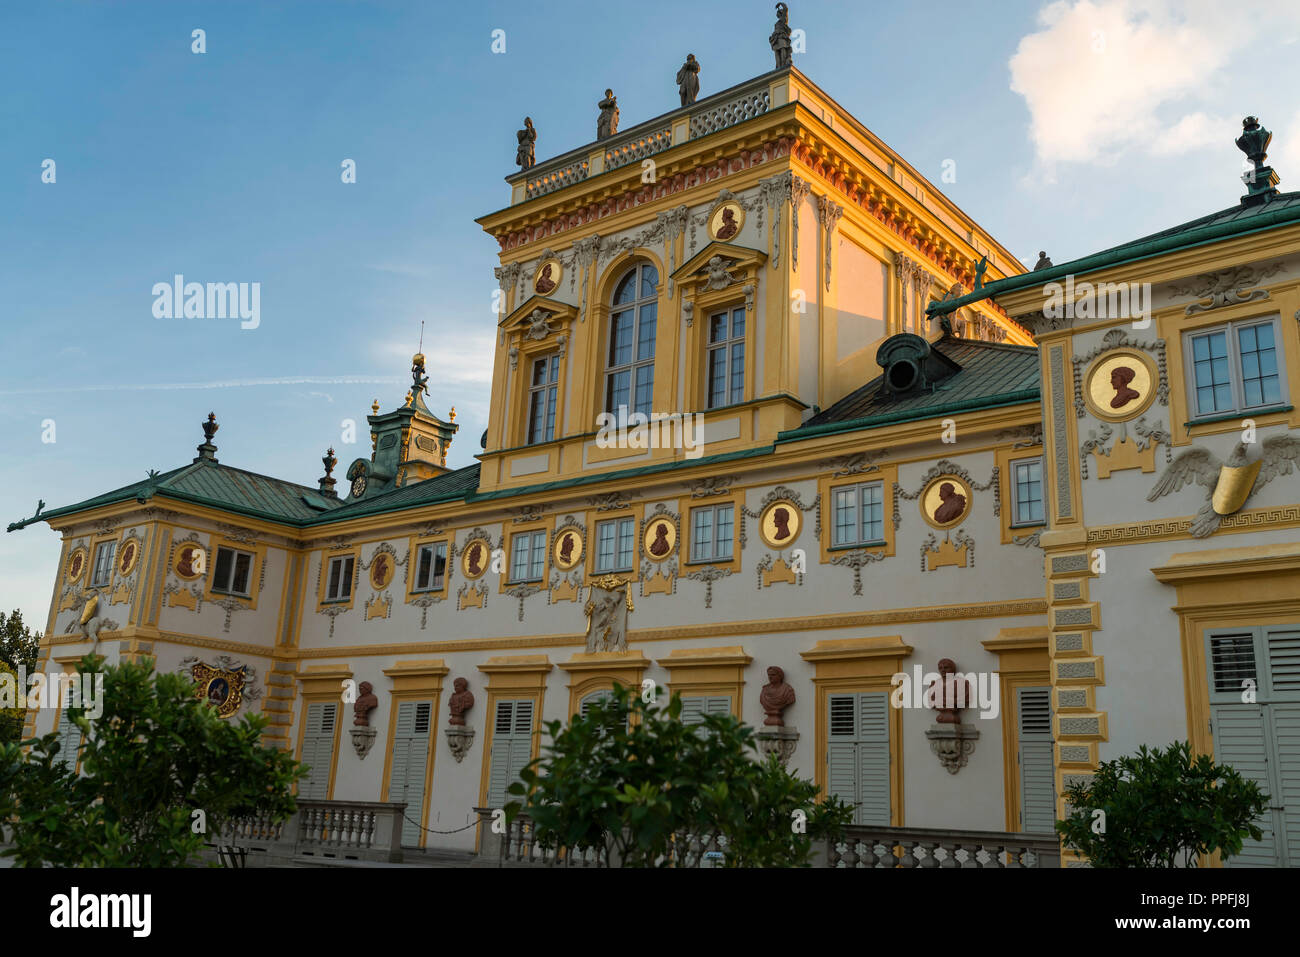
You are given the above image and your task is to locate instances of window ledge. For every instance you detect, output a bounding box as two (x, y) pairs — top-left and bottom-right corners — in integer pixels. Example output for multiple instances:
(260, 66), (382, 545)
(828, 542), (886, 552)
(1185, 405), (1291, 428)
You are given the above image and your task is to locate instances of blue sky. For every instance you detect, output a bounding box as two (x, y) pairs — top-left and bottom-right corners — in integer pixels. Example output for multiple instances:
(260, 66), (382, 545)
(2, 0), (1298, 627)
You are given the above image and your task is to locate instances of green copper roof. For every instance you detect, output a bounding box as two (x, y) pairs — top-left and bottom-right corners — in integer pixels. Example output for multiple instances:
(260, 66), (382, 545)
(930, 190), (1300, 317)
(780, 337), (1040, 441)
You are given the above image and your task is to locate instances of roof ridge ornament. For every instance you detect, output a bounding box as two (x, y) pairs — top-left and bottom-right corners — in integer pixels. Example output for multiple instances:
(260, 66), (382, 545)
(320, 447), (338, 498)
(1237, 115), (1280, 207)
(194, 412), (219, 464)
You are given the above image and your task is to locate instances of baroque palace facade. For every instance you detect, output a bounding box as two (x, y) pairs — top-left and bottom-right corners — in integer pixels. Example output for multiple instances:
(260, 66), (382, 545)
(12, 31), (1300, 866)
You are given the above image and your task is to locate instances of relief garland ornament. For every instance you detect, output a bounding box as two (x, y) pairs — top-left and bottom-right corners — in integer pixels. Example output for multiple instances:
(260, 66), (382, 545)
(830, 548), (885, 596)
(1071, 329), (1168, 419)
(893, 461), (998, 530)
(685, 565), (731, 609)
(1166, 262), (1284, 315)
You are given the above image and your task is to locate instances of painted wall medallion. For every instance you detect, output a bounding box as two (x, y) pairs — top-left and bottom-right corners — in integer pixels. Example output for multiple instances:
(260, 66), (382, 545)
(66, 547), (88, 584)
(921, 475), (973, 529)
(461, 537), (491, 580)
(190, 660), (249, 719)
(708, 201), (745, 242)
(116, 538), (141, 578)
(533, 257), (563, 296)
(759, 500), (801, 548)
(553, 525), (584, 571)
(174, 543), (207, 580)
(643, 515), (678, 561)
(369, 551), (395, 590)
(1084, 349), (1157, 423)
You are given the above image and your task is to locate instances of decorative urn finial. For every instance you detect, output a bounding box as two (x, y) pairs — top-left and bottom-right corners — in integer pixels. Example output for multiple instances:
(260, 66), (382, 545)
(1236, 115), (1280, 206)
(194, 412), (219, 463)
(319, 447), (338, 497)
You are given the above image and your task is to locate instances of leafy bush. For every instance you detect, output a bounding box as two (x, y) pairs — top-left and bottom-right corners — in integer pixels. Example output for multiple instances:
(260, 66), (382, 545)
(1056, 740), (1269, 867)
(507, 684), (852, 867)
(0, 654), (305, 867)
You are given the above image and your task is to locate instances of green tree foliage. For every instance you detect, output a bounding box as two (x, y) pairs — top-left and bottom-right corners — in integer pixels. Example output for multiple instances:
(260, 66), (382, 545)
(0, 609), (40, 675)
(0, 654), (306, 867)
(506, 684), (853, 867)
(1056, 740), (1269, 867)
(0, 661), (23, 744)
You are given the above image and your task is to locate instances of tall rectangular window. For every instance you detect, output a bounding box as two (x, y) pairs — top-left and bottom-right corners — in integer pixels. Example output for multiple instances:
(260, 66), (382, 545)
(707, 307), (745, 408)
(690, 504), (734, 563)
(1011, 456), (1045, 527)
(213, 546), (254, 597)
(1186, 317), (1286, 419)
(413, 542), (448, 592)
(604, 263), (658, 417)
(594, 517), (635, 573)
(527, 354), (560, 445)
(90, 541), (116, 587)
(324, 555), (354, 602)
(510, 530), (547, 583)
(832, 482), (885, 547)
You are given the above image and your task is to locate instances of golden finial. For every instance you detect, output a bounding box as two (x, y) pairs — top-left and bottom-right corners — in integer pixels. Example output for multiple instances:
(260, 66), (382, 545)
(405, 391), (413, 406)
(449, 406), (456, 421)
(371, 399), (380, 414)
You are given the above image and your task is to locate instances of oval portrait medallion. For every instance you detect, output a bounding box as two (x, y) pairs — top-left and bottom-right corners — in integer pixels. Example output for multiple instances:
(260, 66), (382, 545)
(461, 537), (491, 580)
(759, 500), (801, 548)
(708, 201), (745, 242)
(174, 543), (207, 581)
(921, 475), (973, 529)
(1084, 349), (1157, 422)
(66, 547), (88, 584)
(369, 551), (395, 590)
(533, 257), (563, 297)
(553, 526), (584, 571)
(643, 516), (677, 561)
(117, 538), (140, 578)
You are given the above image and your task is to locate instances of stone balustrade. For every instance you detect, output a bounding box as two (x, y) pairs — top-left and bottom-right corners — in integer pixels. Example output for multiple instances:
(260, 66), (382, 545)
(212, 799), (407, 866)
(828, 825), (1061, 868)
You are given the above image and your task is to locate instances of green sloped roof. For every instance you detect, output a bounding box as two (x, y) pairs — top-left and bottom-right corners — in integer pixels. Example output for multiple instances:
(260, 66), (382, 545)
(10, 460), (348, 531)
(781, 337), (1040, 441)
(931, 190), (1300, 317)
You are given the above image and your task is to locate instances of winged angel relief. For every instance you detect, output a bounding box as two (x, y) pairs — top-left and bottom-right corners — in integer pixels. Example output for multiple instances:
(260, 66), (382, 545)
(1146, 435), (1300, 537)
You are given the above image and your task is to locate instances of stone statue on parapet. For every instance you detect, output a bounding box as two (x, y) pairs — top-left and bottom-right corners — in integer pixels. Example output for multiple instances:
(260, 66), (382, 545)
(516, 117), (536, 170)
(677, 54), (700, 106)
(770, 3), (793, 69)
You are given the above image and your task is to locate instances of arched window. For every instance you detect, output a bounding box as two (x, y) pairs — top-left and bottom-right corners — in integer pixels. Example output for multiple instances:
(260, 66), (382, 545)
(605, 262), (658, 417)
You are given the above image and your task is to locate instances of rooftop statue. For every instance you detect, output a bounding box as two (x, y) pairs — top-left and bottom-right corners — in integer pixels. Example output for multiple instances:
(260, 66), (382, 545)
(515, 117), (536, 171)
(597, 89), (619, 140)
(1033, 250), (1052, 271)
(770, 3), (792, 69)
(677, 54), (700, 106)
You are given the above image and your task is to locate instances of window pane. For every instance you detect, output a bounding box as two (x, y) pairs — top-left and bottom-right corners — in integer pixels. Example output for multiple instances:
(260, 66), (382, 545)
(231, 552), (252, 594)
(609, 311), (633, 365)
(432, 543), (447, 588)
(214, 547), (234, 592)
(617, 518), (634, 570)
(639, 264), (658, 298)
(708, 347), (726, 408)
(511, 538), (530, 581)
(606, 370), (630, 414)
(731, 308), (745, 340)
(833, 488), (856, 546)
(637, 304), (657, 362)
(596, 521), (616, 572)
(416, 546), (432, 589)
(729, 343), (745, 404)
(714, 506), (734, 559)
(861, 484), (883, 542)
(1191, 331), (1232, 414)
(341, 558), (353, 598)
(529, 531), (546, 580)
(614, 272), (637, 304)
(692, 509), (713, 560)
(1238, 323), (1281, 408)
(1014, 459), (1044, 525)
(633, 365), (654, 416)
(710, 313), (727, 343)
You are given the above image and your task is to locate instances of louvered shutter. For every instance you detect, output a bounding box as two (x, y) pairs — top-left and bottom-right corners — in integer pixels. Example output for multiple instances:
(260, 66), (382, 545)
(299, 702), (338, 800)
(1016, 686), (1056, 833)
(827, 692), (890, 826)
(1265, 627), (1300, 864)
(487, 699), (534, 808)
(390, 701), (433, 847)
(54, 710), (83, 771)
(580, 689), (612, 718)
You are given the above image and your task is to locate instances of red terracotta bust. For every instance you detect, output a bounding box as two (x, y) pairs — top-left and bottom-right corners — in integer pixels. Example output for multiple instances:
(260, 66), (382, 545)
(353, 681), (379, 727)
(759, 666), (796, 726)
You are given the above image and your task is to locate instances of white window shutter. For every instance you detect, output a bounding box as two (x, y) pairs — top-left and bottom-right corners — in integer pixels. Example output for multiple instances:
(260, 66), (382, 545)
(390, 701), (433, 847)
(1214, 704), (1280, 866)
(54, 710), (83, 771)
(827, 692), (890, 826)
(487, 699), (534, 809)
(299, 702), (337, 801)
(1016, 686), (1056, 833)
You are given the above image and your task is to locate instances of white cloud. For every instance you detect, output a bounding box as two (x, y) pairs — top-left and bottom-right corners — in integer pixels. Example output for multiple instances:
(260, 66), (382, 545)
(371, 333), (496, 387)
(1009, 1), (1296, 169)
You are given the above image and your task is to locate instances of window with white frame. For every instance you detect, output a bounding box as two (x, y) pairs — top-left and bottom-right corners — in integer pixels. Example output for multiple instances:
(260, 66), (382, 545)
(413, 542), (448, 592)
(1010, 456), (1045, 527)
(604, 263), (658, 417)
(527, 354), (560, 445)
(594, 517), (635, 573)
(323, 555), (354, 602)
(510, 530), (547, 583)
(690, 504), (734, 563)
(831, 481), (885, 547)
(212, 546), (255, 597)
(90, 541), (116, 587)
(1185, 317), (1287, 419)
(707, 307), (745, 408)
